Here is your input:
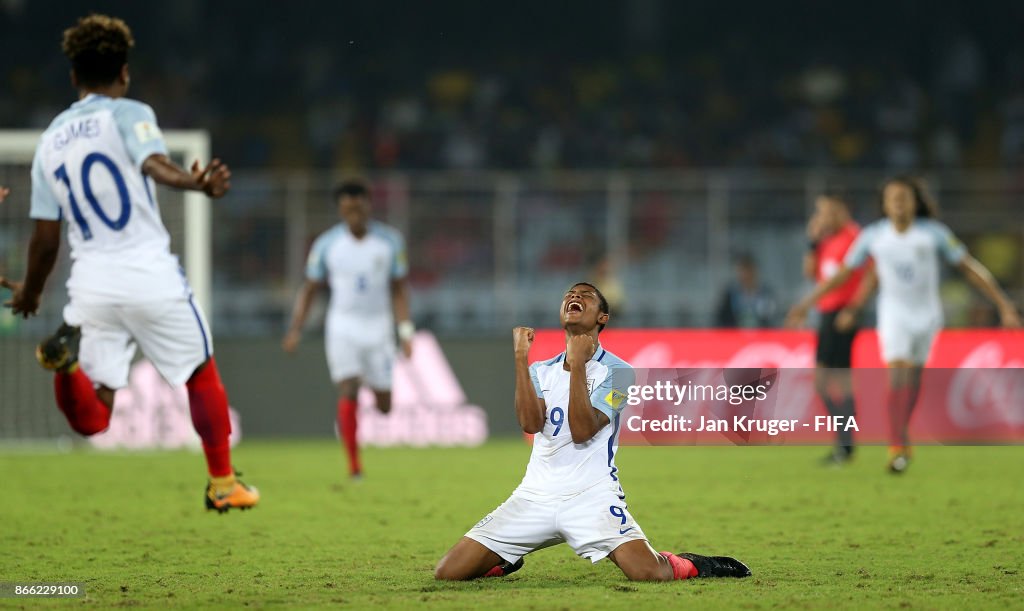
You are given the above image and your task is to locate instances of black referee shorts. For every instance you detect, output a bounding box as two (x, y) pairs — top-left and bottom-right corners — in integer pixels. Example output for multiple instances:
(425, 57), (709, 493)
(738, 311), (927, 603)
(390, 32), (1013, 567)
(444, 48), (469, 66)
(816, 310), (858, 368)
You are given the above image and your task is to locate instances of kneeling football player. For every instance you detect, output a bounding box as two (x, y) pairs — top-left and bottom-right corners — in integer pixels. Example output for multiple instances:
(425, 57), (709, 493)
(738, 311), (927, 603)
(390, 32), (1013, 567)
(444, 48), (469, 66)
(434, 282), (751, 581)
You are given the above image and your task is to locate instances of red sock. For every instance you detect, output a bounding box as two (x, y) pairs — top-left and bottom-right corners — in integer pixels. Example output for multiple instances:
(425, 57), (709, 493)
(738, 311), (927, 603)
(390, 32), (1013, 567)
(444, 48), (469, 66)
(904, 382), (921, 438)
(483, 564), (507, 577)
(887, 385), (911, 448)
(338, 398), (361, 475)
(54, 368), (111, 436)
(660, 552), (699, 580)
(186, 359), (233, 477)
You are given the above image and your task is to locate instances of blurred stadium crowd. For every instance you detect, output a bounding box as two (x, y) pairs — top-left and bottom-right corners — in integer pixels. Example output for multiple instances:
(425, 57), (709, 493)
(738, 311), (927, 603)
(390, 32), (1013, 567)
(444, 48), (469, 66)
(6, 1), (1024, 170)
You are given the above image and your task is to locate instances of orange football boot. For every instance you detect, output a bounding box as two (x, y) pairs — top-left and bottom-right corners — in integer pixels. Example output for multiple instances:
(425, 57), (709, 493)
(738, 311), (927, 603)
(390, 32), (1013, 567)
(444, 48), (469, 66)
(205, 474), (260, 513)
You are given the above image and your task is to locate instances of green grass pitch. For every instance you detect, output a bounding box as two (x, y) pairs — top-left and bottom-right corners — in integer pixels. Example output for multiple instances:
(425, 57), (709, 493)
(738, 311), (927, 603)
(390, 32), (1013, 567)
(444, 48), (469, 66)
(1, 440), (1022, 608)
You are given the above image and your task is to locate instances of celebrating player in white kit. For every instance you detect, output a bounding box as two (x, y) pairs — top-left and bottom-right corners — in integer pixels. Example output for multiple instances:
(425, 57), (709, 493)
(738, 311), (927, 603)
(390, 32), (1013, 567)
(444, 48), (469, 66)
(0, 14), (259, 511)
(434, 282), (751, 581)
(283, 179), (413, 479)
(788, 176), (1021, 473)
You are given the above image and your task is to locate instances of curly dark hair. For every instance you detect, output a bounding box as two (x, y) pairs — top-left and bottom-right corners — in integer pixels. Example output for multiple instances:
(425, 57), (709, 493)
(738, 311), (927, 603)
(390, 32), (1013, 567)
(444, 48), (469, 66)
(62, 14), (134, 88)
(333, 178), (371, 202)
(880, 175), (938, 219)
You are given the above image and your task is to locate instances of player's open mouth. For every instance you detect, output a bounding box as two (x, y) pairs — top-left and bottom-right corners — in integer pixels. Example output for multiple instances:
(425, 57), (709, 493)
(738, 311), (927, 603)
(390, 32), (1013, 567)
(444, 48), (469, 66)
(566, 302), (584, 314)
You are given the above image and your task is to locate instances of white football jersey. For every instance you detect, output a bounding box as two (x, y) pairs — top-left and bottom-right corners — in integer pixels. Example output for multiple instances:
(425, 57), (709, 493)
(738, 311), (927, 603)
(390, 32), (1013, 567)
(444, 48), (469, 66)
(516, 345), (634, 501)
(305, 220), (408, 327)
(30, 94), (187, 302)
(845, 218), (967, 328)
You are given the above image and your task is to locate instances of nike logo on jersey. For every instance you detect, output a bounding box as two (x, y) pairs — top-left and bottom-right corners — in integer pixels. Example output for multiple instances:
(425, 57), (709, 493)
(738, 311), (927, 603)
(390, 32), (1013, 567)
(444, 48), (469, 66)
(619, 527), (635, 535)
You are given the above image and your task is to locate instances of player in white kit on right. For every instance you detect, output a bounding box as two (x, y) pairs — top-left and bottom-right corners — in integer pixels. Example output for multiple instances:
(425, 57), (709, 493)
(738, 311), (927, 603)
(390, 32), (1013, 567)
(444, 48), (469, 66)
(788, 176), (1020, 473)
(435, 283), (751, 582)
(283, 179), (413, 479)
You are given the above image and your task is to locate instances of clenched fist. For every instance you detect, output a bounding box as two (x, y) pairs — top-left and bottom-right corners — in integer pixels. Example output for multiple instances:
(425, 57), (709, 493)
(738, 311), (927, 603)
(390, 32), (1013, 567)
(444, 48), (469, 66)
(513, 326), (535, 357)
(565, 334), (596, 369)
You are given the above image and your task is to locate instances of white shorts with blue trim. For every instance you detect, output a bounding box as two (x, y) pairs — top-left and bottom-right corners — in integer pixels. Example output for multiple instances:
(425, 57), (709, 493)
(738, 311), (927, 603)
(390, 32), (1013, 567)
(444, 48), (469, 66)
(63, 296), (212, 389)
(465, 481), (648, 564)
(324, 315), (396, 389)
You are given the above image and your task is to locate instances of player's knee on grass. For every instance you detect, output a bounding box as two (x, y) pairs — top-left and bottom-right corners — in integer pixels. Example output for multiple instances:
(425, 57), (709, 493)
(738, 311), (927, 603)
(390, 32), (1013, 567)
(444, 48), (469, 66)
(434, 553), (474, 581)
(610, 541), (673, 582)
(618, 558), (672, 582)
(433, 557), (465, 581)
(434, 538), (503, 581)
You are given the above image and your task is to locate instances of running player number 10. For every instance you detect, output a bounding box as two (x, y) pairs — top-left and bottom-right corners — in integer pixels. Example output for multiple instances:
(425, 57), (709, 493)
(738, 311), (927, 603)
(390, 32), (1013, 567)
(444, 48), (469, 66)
(55, 151), (132, 240)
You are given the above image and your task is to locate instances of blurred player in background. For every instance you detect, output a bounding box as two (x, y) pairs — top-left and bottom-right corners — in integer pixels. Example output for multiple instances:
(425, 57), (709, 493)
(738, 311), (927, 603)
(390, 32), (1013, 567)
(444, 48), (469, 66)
(788, 176), (1021, 473)
(715, 253), (779, 328)
(802, 191), (876, 464)
(0, 186), (8, 202)
(435, 282), (751, 582)
(282, 179), (413, 479)
(0, 15), (259, 512)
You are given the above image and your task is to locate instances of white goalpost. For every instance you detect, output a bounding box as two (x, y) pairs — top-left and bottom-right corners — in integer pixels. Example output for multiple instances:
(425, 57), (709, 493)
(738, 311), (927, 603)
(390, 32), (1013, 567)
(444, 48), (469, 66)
(0, 129), (213, 318)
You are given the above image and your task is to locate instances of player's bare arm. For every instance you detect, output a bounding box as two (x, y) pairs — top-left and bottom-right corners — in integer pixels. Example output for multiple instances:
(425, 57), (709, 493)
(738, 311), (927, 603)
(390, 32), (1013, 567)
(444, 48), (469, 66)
(802, 250), (818, 280)
(391, 278), (413, 358)
(565, 334), (609, 444)
(513, 326), (545, 434)
(0, 219), (61, 318)
(282, 279), (326, 352)
(835, 264), (877, 332)
(803, 211), (823, 279)
(141, 154), (231, 198)
(786, 264), (856, 327)
(956, 256), (1022, 328)
(0, 185), (9, 202)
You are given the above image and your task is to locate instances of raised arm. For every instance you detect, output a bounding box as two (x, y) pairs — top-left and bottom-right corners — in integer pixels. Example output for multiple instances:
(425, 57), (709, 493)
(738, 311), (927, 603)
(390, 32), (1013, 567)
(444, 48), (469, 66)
(513, 327), (546, 434)
(957, 256), (1021, 328)
(141, 154), (231, 198)
(565, 335), (610, 444)
(0, 220), (62, 318)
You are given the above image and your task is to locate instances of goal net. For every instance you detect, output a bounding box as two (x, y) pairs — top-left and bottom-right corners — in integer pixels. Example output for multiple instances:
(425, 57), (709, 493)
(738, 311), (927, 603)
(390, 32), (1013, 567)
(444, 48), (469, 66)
(0, 129), (211, 442)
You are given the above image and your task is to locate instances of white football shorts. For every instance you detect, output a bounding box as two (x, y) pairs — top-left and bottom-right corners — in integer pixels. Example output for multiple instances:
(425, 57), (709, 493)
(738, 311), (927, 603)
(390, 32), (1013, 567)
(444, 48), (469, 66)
(64, 296), (212, 389)
(877, 309), (940, 365)
(465, 481), (649, 564)
(324, 315), (396, 389)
